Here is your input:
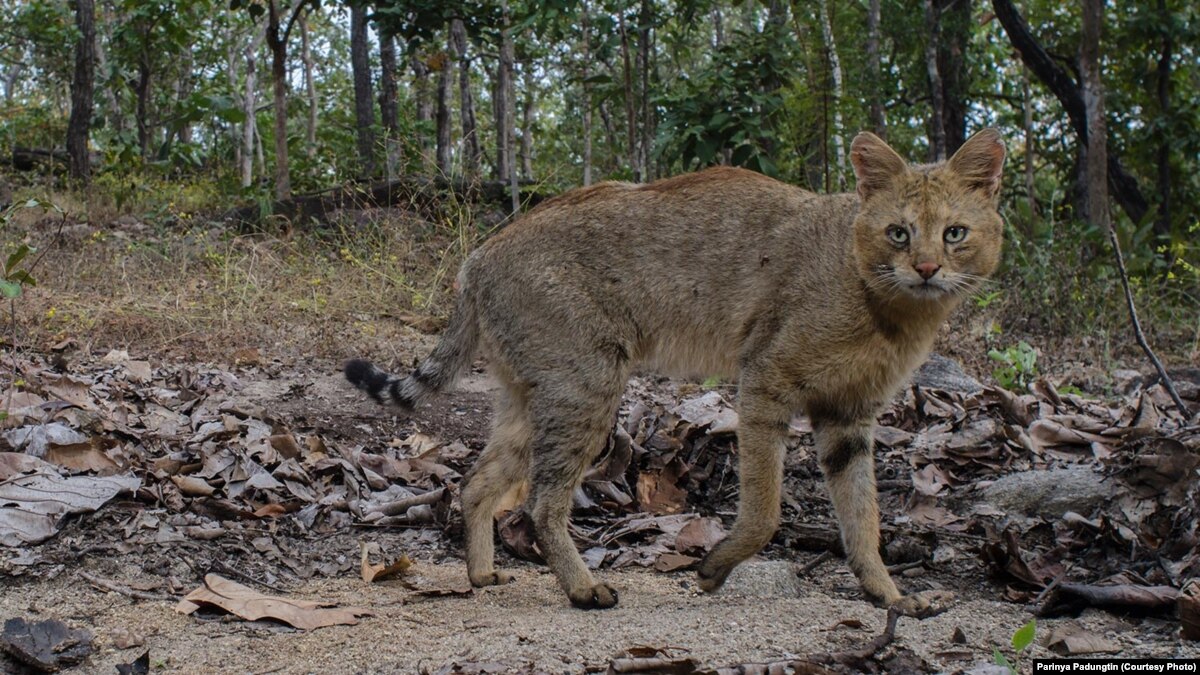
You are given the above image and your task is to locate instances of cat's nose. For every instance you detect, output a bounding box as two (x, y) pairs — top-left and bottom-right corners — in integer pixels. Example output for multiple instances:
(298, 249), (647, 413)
(914, 262), (941, 280)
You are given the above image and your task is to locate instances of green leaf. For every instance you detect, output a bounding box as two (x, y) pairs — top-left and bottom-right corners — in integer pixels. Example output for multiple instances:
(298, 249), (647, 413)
(0, 280), (23, 299)
(5, 245), (34, 275)
(992, 648), (1012, 671)
(1012, 619), (1036, 652)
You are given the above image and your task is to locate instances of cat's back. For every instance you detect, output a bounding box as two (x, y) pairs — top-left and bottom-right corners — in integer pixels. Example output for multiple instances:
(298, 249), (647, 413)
(478, 167), (833, 270)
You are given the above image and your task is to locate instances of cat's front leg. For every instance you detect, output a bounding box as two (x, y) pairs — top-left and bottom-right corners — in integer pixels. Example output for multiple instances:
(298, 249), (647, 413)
(811, 415), (901, 604)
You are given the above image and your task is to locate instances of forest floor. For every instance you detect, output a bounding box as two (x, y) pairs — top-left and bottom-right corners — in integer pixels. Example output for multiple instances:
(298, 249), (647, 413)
(1, 207), (1199, 674)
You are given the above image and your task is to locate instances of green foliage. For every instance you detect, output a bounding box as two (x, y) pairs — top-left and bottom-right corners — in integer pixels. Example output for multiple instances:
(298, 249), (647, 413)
(656, 25), (794, 177)
(994, 618), (1036, 674)
(989, 341), (1038, 391)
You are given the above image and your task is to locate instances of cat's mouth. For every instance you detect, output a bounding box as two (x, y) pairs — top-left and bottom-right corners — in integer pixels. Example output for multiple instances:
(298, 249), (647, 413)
(904, 281), (952, 299)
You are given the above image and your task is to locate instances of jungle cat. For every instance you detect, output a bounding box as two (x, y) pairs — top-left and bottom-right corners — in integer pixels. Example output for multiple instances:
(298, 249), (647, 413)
(345, 129), (1006, 612)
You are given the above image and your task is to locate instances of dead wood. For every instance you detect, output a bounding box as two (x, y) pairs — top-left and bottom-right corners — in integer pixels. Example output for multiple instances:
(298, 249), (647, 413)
(78, 571), (175, 602)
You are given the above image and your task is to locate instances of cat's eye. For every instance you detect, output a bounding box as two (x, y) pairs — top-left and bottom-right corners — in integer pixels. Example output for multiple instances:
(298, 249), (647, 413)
(885, 226), (909, 246)
(944, 226), (968, 244)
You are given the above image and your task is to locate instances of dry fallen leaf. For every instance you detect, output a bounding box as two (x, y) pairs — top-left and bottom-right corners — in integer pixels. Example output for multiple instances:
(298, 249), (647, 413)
(176, 574), (372, 630)
(1044, 623), (1122, 656)
(360, 541), (412, 583)
(0, 469), (141, 546)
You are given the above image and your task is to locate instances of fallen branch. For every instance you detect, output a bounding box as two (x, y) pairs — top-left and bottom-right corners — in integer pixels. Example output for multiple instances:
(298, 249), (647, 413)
(79, 571), (174, 602)
(367, 487), (446, 517)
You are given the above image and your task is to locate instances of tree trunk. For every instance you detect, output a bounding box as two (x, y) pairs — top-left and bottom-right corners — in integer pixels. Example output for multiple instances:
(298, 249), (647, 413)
(300, 13), (318, 156)
(411, 51), (433, 155)
(175, 51), (194, 145)
(67, 0), (95, 184)
(581, 0), (593, 185)
(241, 26), (265, 188)
(991, 0), (1149, 225)
(351, 5), (376, 177)
(493, 49), (510, 182)
(923, 0), (946, 161)
(1153, 0), (1171, 241)
(599, 100), (618, 174)
(265, 0), (295, 201)
(1081, 0), (1105, 229)
(937, 0), (969, 154)
(866, 0), (885, 137)
(619, 9), (638, 181)
(379, 32), (400, 180)
(818, 0), (845, 188)
(435, 46), (452, 175)
(1022, 66), (1036, 218)
(500, 0), (518, 211)
(450, 19), (480, 179)
(638, 0), (653, 181)
(135, 50), (152, 157)
(519, 67), (534, 180)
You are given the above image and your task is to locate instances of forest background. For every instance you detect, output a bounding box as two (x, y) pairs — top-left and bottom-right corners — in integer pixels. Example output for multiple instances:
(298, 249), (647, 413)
(0, 0), (1197, 376)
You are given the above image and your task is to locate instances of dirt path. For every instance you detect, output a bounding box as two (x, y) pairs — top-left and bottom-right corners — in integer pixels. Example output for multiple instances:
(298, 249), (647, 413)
(3, 352), (1198, 673)
(4, 556), (1191, 674)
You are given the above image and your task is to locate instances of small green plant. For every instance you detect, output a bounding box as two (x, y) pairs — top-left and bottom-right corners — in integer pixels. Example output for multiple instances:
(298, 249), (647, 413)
(972, 289), (1003, 309)
(994, 618), (1036, 673)
(701, 375), (721, 389)
(988, 341), (1038, 391)
(0, 243), (37, 300)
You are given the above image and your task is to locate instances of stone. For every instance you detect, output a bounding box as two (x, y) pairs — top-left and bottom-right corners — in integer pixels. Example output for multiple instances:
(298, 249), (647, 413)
(718, 560), (803, 598)
(913, 354), (984, 394)
(976, 466), (1113, 519)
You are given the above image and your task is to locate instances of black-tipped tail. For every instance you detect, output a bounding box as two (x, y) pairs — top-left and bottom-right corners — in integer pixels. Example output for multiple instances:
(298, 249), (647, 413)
(343, 358), (425, 409)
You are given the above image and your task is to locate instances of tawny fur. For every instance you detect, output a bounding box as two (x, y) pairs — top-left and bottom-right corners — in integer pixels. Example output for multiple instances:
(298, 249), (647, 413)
(346, 129), (1006, 610)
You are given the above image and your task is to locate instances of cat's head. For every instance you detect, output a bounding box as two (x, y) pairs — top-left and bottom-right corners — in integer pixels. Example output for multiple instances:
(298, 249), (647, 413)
(849, 129), (1006, 306)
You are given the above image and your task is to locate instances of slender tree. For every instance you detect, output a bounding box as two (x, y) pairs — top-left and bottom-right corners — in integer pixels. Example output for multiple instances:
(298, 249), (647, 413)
(580, 0), (593, 185)
(299, 13), (318, 155)
(435, 46), (452, 175)
(818, 0), (845, 188)
(923, 0), (946, 161)
(865, 0), (885, 137)
(451, 18), (481, 179)
(67, 0), (95, 184)
(379, 31), (400, 179)
(351, 4), (376, 176)
(263, 0), (314, 201)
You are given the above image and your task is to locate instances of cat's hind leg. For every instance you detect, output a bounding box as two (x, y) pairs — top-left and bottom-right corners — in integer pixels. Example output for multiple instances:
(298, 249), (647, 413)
(463, 378), (532, 587)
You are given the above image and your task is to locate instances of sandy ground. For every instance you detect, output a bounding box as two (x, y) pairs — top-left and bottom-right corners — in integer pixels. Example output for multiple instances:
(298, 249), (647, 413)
(2, 556), (1196, 674)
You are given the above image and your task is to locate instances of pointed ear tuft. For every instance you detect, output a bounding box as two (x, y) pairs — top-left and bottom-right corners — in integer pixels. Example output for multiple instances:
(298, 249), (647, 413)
(948, 128), (1006, 199)
(850, 132), (908, 200)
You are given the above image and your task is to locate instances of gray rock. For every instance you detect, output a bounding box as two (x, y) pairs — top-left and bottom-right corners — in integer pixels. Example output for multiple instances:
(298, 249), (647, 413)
(977, 466), (1113, 519)
(1112, 369), (1145, 394)
(914, 353), (984, 394)
(719, 560), (803, 598)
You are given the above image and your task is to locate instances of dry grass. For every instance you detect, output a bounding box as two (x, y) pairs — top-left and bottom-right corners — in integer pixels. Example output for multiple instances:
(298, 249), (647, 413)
(3, 192), (492, 366)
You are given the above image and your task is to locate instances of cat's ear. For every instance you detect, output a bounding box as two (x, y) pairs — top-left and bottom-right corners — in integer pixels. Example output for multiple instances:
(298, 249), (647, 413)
(948, 128), (1006, 200)
(850, 132), (907, 200)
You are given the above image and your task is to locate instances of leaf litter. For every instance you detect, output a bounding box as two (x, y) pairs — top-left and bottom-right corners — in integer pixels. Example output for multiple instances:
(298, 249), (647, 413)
(0, 348), (1198, 671)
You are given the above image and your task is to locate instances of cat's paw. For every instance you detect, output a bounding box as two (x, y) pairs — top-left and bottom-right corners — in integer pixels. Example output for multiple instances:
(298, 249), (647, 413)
(889, 590), (955, 618)
(568, 582), (619, 609)
(469, 570), (517, 587)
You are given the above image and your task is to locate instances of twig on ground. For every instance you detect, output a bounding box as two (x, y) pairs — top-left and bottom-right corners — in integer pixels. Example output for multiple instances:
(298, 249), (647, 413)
(209, 560), (290, 593)
(798, 551), (834, 576)
(79, 571), (174, 602)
